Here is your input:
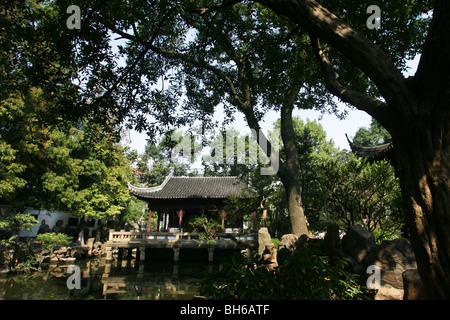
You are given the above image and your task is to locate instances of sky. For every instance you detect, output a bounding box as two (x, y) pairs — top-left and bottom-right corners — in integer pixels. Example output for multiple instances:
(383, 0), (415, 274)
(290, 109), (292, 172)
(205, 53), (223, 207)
(123, 55), (420, 155)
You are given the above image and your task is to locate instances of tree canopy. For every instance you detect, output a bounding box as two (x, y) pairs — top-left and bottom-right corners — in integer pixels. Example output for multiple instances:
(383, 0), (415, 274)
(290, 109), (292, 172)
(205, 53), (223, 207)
(2, 0), (449, 298)
(0, 88), (131, 218)
(352, 119), (392, 147)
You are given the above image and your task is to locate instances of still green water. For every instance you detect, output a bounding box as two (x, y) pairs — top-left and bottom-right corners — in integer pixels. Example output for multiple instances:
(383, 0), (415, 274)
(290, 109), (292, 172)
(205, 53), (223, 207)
(0, 257), (218, 300)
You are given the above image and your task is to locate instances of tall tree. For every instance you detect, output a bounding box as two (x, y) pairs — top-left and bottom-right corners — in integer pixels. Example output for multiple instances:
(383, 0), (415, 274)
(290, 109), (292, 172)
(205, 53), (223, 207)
(240, 0), (449, 298)
(54, 0), (344, 235)
(275, 117), (339, 231)
(1, 2), (132, 219)
(0, 1), (79, 122)
(0, 88), (131, 219)
(32, 0), (448, 297)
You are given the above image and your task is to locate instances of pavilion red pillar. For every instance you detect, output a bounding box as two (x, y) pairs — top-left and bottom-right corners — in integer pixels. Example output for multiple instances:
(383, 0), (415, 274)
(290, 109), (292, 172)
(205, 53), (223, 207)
(146, 210), (152, 233)
(252, 211), (257, 231)
(178, 209), (184, 231)
(220, 210), (227, 230)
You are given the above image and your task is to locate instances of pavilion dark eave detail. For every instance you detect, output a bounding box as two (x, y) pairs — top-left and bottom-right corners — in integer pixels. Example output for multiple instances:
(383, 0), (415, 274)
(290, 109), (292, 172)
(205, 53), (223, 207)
(346, 134), (395, 161)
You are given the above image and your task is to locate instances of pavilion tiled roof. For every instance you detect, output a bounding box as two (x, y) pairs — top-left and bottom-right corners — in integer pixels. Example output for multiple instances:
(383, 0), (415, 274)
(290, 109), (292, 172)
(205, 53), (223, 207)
(346, 134), (394, 161)
(127, 174), (251, 199)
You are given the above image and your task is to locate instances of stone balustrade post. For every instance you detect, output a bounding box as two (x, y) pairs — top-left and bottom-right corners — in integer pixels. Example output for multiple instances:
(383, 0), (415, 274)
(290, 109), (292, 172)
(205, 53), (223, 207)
(208, 248), (214, 263)
(173, 248), (180, 262)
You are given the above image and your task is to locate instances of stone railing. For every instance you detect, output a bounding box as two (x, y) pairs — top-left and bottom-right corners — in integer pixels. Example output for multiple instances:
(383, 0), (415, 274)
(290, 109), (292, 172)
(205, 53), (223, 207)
(108, 230), (255, 243)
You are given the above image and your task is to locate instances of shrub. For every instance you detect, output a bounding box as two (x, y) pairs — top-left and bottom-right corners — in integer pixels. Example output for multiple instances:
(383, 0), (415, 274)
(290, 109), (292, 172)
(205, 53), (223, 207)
(189, 214), (222, 244)
(36, 232), (72, 254)
(198, 241), (367, 300)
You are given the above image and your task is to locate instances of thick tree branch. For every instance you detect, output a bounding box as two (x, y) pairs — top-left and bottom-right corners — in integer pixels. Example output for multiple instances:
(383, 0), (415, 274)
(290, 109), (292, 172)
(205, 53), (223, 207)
(190, 0), (418, 121)
(310, 35), (391, 130)
(99, 8), (178, 103)
(110, 15), (282, 177)
(414, 0), (450, 111)
(107, 25), (246, 109)
(254, 0), (414, 114)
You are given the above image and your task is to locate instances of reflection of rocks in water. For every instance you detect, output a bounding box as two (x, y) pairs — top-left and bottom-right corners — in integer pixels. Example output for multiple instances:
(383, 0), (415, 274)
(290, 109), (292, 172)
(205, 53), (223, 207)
(101, 261), (209, 299)
(101, 276), (197, 299)
(0, 258), (106, 300)
(0, 258), (211, 300)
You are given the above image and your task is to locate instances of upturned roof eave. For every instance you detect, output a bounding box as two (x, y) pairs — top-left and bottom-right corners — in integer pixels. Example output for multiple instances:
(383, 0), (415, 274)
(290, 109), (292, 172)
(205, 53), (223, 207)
(127, 175), (256, 199)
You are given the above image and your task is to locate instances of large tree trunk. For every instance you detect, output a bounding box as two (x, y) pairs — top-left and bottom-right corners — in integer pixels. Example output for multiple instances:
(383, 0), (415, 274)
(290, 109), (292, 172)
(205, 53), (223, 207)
(393, 1), (450, 298)
(394, 114), (450, 299)
(278, 101), (309, 236)
(279, 167), (309, 236)
(243, 107), (309, 236)
(253, 0), (450, 298)
(241, 76), (309, 236)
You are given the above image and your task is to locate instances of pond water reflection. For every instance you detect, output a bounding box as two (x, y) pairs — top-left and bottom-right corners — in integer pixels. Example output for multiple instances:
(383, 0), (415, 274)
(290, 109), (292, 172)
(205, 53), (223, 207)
(0, 256), (219, 300)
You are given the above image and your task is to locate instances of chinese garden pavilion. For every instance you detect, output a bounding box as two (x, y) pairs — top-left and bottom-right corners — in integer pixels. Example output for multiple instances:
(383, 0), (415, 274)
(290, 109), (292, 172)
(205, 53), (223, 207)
(346, 134), (395, 163)
(127, 174), (253, 232)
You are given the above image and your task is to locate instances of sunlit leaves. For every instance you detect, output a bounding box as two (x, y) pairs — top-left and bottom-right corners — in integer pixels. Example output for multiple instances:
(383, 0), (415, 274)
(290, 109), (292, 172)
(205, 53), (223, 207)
(0, 88), (131, 219)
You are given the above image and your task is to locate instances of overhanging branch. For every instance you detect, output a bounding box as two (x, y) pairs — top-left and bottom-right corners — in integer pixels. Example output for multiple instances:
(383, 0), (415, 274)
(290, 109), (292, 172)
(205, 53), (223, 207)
(254, 0), (414, 113)
(310, 35), (391, 130)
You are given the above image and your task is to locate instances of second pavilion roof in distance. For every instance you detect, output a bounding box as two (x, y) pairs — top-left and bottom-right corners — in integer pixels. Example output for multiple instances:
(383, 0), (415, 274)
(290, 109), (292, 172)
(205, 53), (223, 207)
(346, 134), (394, 161)
(127, 174), (251, 199)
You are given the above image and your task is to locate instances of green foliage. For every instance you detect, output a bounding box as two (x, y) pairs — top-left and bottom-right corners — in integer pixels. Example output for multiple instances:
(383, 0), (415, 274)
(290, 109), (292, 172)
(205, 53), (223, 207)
(254, 117), (403, 239)
(36, 232), (72, 248)
(198, 242), (366, 300)
(222, 194), (259, 229)
(0, 212), (36, 263)
(0, 212), (38, 253)
(122, 197), (148, 226)
(189, 214), (222, 244)
(0, 1), (79, 121)
(316, 153), (404, 241)
(0, 212), (39, 272)
(0, 213), (39, 234)
(38, 123), (131, 218)
(0, 90), (41, 202)
(352, 119), (392, 147)
(36, 232), (72, 258)
(127, 129), (198, 187)
(0, 88), (131, 219)
(1, 2), (131, 219)
(320, 0), (430, 71)
(41, 0), (430, 138)
(39, 0), (429, 239)
(225, 118), (341, 235)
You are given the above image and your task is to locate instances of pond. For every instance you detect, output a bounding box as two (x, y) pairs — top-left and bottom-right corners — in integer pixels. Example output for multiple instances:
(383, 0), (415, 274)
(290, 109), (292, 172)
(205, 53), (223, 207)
(0, 256), (222, 300)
